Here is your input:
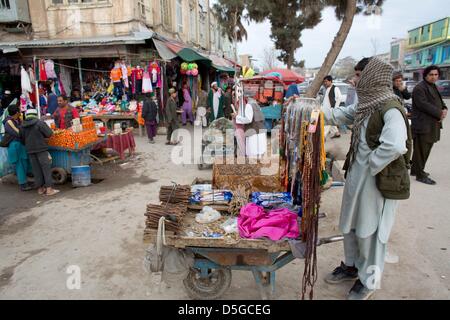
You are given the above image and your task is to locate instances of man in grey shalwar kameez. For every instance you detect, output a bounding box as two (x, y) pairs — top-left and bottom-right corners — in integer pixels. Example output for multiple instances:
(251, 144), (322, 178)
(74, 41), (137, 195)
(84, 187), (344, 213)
(323, 58), (411, 300)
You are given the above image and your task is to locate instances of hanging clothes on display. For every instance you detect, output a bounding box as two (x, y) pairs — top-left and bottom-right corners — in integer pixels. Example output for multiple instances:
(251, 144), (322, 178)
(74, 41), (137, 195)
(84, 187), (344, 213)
(136, 66), (143, 94)
(149, 62), (161, 88)
(59, 66), (71, 96)
(45, 60), (57, 80)
(110, 64), (123, 98)
(28, 66), (36, 85)
(121, 63), (129, 89)
(38, 60), (48, 81)
(131, 67), (137, 95)
(142, 71), (153, 94)
(21, 66), (33, 95)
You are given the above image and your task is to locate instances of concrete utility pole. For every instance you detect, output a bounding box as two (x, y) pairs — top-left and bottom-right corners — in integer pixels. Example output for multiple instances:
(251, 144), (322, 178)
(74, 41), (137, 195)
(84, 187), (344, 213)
(78, 58), (84, 96)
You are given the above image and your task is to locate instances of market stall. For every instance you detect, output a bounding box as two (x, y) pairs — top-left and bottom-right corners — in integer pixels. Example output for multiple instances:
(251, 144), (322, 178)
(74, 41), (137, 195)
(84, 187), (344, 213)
(239, 76), (285, 132)
(46, 116), (105, 185)
(143, 94), (340, 300)
(92, 128), (136, 161)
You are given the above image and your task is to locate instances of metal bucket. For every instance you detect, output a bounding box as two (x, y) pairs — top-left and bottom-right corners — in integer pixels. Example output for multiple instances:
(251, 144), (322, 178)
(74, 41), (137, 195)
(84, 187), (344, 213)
(71, 165), (91, 187)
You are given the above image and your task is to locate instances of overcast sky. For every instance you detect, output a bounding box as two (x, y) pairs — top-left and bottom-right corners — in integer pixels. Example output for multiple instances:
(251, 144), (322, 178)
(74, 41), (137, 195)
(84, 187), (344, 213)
(235, 0), (450, 68)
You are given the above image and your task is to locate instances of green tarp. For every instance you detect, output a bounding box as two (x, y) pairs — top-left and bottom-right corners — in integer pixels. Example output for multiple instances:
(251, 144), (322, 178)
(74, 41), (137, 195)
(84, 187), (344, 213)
(212, 64), (236, 73)
(177, 48), (211, 64)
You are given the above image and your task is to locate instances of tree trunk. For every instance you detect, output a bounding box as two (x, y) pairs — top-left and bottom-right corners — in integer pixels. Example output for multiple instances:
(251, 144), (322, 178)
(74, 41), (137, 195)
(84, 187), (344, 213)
(287, 53), (293, 70)
(306, 0), (357, 98)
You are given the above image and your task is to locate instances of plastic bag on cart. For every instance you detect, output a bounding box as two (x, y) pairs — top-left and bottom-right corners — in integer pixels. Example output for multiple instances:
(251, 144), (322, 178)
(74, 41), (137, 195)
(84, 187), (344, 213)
(221, 217), (238, 234)
(144, 245), (194, 286)
(143, 217), (194, 286)
(195, 206), (222, 224)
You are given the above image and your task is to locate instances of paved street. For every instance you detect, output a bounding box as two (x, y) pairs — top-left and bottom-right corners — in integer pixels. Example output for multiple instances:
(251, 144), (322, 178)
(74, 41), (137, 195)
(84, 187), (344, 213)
(0, 102), (449, 300)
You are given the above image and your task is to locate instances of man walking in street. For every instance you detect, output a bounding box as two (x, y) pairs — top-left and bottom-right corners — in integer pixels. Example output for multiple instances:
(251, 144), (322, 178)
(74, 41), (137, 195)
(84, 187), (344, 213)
(323, 76), (344, 138)
(165, 88), (180, 146)
(20, 109), (60, 196)
(323, 57), (412, 300)
(207, 82), (224, 124)
(411, 65), (447, 185)
(142, 94), (158, 144)
(195, 89), (209, 127)
(223, 86), (233, 120)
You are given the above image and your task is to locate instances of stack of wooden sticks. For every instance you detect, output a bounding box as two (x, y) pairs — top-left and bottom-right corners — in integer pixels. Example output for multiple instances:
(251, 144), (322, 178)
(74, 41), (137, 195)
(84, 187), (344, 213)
(159, 185), (191, 205)
(145, 203), (187, 233)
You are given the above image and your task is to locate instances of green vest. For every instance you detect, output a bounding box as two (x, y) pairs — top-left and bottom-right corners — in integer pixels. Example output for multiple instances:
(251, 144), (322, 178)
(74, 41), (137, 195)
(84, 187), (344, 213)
(365, 99), (413, 200)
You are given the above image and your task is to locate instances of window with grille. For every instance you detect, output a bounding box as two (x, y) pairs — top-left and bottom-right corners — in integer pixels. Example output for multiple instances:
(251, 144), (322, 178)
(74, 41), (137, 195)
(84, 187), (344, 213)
(199, 11), (206, 46)
(0, 0), (10, 10)
(421, 25), (431, 43)
(176, 0), (183, 33)
(431, 19), (447, 40)
(51, 0), (109, 5)
(138, 0), (150, 20)
(161, 0), (171, 28)
(391, 44), (400, 61)
(189, 3), (196, 42)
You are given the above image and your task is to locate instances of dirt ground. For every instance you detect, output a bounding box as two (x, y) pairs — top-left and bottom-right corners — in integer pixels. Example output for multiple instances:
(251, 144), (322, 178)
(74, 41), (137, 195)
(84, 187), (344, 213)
(0, 110), (449, 300)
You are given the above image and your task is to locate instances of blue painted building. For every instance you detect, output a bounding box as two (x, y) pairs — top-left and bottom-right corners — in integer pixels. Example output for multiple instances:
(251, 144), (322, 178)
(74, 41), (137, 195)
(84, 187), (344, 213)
(404, 17), (450, 80)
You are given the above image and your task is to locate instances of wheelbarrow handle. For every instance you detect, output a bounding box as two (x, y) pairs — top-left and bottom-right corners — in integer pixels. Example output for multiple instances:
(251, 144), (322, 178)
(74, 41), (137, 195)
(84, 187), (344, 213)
(317, 235), (345, 247)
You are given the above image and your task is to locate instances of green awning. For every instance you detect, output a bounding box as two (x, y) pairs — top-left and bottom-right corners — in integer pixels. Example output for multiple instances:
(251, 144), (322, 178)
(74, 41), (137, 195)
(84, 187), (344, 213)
(213, 64), (236, 73)
(177, 48), (211, 64)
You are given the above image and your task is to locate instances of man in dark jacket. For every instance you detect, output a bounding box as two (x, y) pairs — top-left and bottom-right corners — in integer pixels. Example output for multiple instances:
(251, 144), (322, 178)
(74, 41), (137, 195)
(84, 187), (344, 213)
(223, 86), (233, 120)
(165, 88), (180, 145)
(20, 109), (59, 196)
(393, 73), (412, 103)
(411, 65), (448, 185)
(142, 94), (159, 144)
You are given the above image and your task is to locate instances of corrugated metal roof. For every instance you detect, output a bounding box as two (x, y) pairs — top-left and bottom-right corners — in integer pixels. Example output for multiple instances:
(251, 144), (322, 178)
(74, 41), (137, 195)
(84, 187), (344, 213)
(0, 29), (154, 50)
(0, 46), (19, 53)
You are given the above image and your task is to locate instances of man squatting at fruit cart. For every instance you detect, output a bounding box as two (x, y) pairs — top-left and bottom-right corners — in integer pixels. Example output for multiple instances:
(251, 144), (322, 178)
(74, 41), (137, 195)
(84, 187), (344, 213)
(323, 57), (412, 300)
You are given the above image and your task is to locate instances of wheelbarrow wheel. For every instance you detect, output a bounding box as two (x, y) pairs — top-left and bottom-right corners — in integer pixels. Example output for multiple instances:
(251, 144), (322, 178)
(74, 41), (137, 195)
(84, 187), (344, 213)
(184, 268), (232, 300)
(51, 168), (68, 185)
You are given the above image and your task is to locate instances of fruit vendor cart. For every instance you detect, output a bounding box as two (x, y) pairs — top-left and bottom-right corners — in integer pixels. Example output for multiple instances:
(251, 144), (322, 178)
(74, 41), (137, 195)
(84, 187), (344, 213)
(49, 137), (105, 185)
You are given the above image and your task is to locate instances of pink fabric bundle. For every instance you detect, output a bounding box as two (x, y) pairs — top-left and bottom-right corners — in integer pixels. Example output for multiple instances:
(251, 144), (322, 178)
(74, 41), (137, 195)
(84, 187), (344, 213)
(238, 204), (300, 241)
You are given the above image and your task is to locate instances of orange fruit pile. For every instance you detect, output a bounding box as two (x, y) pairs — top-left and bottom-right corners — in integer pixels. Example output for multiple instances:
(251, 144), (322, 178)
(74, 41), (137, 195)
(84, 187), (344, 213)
(81, 116), (95, 130)
(49, 128), (99, 149)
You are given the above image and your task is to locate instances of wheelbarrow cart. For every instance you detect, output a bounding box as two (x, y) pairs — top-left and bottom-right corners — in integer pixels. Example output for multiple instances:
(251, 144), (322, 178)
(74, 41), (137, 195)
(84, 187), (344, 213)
(145, 230), (343, 300)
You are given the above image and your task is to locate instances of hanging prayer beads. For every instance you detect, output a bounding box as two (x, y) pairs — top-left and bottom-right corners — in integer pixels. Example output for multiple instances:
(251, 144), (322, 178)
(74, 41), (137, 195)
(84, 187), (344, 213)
(280, 97), (326, 300)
